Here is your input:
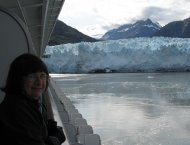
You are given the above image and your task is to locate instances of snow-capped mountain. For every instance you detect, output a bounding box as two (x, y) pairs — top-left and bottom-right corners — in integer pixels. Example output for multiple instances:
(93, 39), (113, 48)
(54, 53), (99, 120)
(102, 19), (161, 40)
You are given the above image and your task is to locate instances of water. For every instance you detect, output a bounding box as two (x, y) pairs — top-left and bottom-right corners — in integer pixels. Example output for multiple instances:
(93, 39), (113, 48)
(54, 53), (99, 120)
(51, 73), (190, 145)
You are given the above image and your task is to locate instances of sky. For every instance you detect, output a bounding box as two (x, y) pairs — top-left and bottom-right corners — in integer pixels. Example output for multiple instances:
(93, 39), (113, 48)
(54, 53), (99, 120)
(58, 0), (190, 38)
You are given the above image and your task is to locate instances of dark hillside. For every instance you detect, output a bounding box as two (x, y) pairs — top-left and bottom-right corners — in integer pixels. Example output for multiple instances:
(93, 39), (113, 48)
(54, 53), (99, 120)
(48, 20), (98, 45)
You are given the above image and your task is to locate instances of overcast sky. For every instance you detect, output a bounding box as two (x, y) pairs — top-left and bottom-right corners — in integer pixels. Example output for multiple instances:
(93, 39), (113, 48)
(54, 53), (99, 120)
(58, 0), (190, 38)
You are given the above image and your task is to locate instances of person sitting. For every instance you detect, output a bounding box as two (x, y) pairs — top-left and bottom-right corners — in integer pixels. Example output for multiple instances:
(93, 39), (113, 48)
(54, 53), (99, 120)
(0, 53), (65, 145)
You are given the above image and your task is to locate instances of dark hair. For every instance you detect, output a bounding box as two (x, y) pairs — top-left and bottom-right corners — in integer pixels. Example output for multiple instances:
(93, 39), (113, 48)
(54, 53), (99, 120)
(1, 53), (49, 94)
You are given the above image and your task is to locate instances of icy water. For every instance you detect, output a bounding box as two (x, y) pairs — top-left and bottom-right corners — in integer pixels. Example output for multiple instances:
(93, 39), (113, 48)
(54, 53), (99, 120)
(52, 73), (190, 145)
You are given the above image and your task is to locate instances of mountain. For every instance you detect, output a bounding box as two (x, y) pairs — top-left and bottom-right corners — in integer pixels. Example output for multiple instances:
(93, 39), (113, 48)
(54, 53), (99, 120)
(102, 19), (161, 40)
(153, 17), (190, 38)
(48, 18), (190, 45)
(48, 20), (98, 46)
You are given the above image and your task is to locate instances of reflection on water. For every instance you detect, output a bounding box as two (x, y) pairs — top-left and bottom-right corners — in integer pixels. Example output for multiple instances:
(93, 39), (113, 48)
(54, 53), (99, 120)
(52, 73), (190, 145)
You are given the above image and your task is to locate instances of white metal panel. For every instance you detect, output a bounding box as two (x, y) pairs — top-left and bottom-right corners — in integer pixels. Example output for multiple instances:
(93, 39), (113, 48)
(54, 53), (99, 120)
(0, 8), (33, 102)
(0, 0), (65, 56)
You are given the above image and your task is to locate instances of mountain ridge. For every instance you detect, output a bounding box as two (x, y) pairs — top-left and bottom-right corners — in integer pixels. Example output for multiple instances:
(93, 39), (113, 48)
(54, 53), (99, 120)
(48, 17), (190, 45)
(154, 17), (190, 38)
(101, 19), (161, 40)
(48, 20), (98, 46)
(102, 17), (190, 40)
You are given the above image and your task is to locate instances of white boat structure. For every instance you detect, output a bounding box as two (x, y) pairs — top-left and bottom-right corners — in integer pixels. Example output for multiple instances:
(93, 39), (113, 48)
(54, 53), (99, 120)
(0, 1), (101, 145)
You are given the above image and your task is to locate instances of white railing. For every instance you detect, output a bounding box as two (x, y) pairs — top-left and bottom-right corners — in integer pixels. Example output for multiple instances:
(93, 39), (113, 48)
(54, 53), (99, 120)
(48, 78), (101, 145)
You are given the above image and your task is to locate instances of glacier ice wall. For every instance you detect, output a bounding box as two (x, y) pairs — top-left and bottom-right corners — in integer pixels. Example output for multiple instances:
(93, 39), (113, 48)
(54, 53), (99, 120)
(43, 37), (190, 73)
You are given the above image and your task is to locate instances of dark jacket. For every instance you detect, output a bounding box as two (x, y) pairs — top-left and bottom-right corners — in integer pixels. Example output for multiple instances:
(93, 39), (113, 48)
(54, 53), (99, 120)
(0, 94), (48, 145)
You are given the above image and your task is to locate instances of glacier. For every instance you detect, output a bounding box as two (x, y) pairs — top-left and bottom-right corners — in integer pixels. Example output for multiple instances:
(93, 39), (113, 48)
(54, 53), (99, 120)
(43, 37), (190, 73)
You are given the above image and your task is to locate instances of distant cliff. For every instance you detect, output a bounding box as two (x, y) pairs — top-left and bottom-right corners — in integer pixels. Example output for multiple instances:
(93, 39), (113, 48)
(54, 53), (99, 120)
(48, 20), (98, 46)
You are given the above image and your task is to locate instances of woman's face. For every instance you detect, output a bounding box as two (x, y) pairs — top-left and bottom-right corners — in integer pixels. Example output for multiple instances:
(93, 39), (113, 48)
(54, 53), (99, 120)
(22, 72), (48, 100)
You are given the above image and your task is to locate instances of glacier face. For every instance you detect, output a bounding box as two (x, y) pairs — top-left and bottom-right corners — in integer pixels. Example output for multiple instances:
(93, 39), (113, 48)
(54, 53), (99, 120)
(43, 37), (190, 73)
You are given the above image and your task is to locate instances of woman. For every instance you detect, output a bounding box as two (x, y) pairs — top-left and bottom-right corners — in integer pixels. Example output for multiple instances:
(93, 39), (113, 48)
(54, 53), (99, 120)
(0, 53), (65, 145)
